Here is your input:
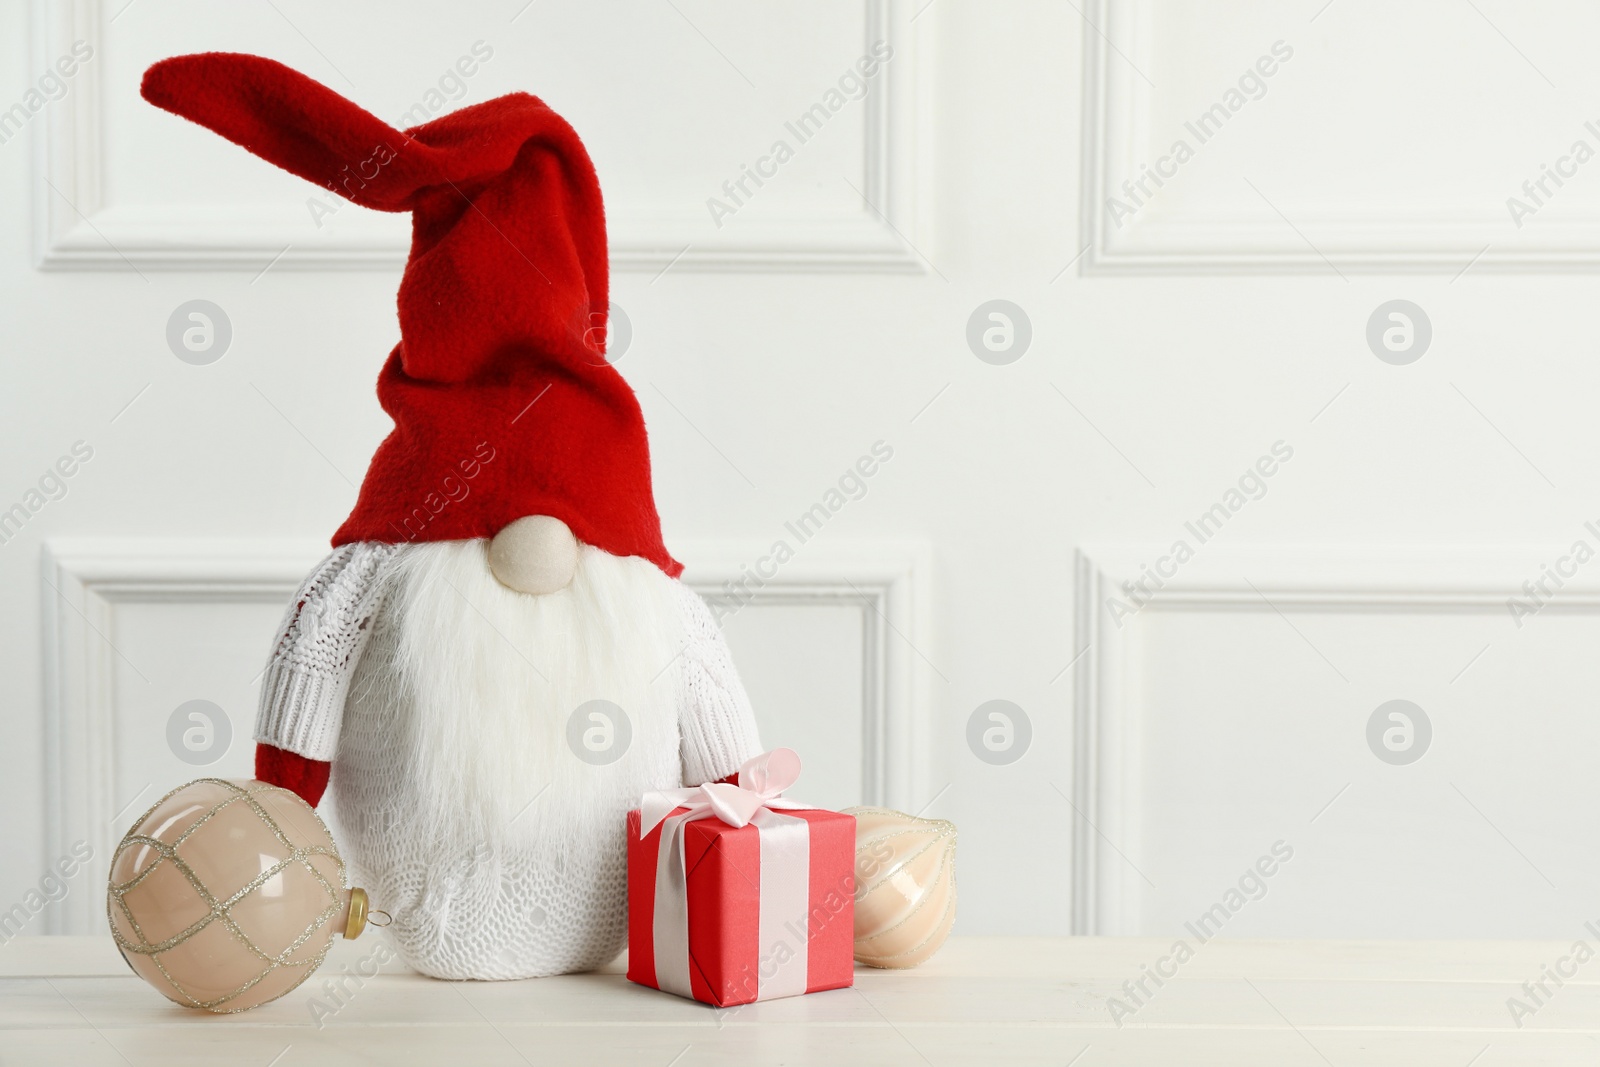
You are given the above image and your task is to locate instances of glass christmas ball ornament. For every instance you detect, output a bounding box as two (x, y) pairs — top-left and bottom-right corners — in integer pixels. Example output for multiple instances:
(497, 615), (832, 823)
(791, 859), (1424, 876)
(108, 778), (380, 1013)
(842, 807), (958, 968)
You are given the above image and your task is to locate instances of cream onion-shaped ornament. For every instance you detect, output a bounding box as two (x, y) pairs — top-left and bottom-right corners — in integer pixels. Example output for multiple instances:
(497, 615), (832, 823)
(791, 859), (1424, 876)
(842, 807), (957, 968)
(107, 778), (385, 1013)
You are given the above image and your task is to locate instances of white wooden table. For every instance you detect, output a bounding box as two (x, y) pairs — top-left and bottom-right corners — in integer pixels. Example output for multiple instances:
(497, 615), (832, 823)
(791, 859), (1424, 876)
(2, 936), (1593, 1065)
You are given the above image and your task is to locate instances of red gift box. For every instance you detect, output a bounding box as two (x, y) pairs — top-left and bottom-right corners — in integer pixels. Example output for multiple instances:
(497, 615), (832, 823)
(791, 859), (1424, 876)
(626, 750), (855, 1007)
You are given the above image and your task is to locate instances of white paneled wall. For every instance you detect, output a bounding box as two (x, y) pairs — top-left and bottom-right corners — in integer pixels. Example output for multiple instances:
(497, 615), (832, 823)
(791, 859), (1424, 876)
(33, 0), (918, 271)
(1083, 0), (1600, 270)
(1075, 546), (1600, 937)
(6, 0), (1600, 942)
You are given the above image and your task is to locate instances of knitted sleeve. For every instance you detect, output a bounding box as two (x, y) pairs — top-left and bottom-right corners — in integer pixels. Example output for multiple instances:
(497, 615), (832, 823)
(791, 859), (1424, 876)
(674, 583), (764, 786)
(254, 542), (397, 761)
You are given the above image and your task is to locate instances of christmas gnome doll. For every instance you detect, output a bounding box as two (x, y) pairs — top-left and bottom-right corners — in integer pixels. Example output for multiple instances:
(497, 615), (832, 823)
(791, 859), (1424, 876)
(140, 54), (764, 980)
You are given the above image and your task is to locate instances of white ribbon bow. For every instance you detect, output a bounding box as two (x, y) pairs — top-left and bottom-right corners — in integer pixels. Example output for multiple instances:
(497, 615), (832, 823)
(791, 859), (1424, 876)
(640, 747), (812, 838)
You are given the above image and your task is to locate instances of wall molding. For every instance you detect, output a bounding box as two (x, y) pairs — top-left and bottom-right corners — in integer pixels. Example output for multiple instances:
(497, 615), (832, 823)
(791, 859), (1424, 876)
(678, 539), (934, 816)
(1077, 0), (1600, 275)
(40, 538), (324, 934)
(41, 536), (931, 934)
(32, 0), (923, 274)
(1071, 544), (1600, 935)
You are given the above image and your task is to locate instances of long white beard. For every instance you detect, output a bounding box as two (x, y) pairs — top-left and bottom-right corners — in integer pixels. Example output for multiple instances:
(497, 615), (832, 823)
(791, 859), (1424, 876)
(330, 539), (690, 977)
(339, 538), (686, 856)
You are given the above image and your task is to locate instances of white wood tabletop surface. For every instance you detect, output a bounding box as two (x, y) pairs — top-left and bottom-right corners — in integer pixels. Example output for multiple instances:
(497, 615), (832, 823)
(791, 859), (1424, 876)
(2, 935), (1595, 1065)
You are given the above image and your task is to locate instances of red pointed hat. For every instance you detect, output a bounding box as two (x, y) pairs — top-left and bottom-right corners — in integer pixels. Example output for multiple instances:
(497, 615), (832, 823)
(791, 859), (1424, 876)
(142, 53), (681, 577)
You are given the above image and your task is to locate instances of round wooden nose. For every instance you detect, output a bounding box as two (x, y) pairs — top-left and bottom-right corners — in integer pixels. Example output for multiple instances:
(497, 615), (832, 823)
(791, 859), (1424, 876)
(487, 516), (579, 595)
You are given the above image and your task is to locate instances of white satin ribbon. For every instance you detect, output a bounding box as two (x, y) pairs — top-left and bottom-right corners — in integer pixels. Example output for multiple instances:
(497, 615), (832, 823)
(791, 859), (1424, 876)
(642, 748), (817, 1002)
(754, 808), (810, 999)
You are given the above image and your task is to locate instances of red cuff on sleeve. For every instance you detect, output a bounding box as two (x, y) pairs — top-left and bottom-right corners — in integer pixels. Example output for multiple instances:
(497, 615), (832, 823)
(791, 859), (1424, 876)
(255, 743), (331, 808)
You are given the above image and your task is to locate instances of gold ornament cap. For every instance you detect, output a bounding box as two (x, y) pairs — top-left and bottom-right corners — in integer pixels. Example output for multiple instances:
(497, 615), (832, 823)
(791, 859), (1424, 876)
(343, 887), (369, 940)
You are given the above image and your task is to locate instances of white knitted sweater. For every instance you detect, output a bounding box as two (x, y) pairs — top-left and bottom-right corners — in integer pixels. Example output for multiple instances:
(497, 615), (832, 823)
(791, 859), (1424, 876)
(254, 542), (763, 979)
